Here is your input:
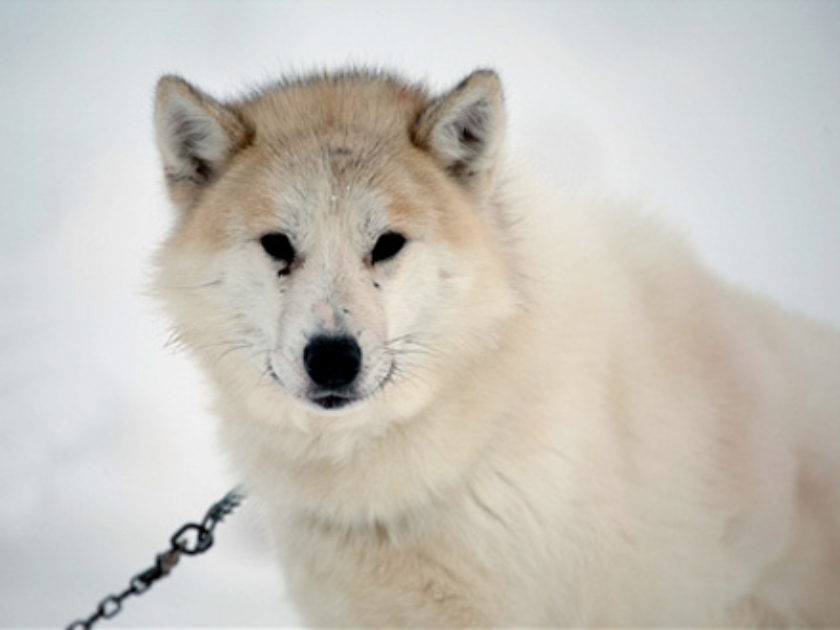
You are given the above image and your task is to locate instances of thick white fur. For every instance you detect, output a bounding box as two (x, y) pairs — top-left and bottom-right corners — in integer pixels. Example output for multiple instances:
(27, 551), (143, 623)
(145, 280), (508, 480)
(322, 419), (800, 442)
(154, 71), (840, 627)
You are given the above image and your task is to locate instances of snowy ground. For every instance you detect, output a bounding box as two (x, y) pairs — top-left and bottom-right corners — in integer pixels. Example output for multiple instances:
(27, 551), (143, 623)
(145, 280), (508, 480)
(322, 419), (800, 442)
(1, 1), (838, 627)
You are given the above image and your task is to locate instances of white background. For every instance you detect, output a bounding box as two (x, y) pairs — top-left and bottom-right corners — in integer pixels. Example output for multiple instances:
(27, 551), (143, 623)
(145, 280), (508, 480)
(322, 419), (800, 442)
(1, 1), (838, 626)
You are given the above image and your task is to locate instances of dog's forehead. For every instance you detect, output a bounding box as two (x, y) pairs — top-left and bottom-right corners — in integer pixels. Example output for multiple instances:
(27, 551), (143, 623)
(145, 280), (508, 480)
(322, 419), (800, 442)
(235, 139), (394, 239)
(203, 122), (439, 249)
(280, 167), (391, 238)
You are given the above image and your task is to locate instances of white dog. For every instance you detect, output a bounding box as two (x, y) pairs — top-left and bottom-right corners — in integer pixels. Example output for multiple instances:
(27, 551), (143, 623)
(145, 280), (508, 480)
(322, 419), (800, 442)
(153, 68), (840, 626)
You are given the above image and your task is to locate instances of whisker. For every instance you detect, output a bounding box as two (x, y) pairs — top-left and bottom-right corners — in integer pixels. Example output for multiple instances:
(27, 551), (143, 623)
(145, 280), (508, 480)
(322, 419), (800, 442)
(389, 359), (433, 387)
(159, 279), (223, 290)
(389, 347), (437, 358)
(384, 334), (444, 359)
(207, 342), (255, 367)
(193, 339), (254, 352)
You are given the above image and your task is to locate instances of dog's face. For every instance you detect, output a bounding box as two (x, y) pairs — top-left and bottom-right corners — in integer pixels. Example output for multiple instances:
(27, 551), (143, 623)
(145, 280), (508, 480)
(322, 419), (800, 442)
(154, 70), (517, 423)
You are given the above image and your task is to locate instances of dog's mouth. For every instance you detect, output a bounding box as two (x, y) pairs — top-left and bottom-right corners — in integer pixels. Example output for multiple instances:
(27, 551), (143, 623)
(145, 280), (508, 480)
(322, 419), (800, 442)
(267, 356), (395, 413)
(305, 361), (396, 412)
(309, 392), (357, 410)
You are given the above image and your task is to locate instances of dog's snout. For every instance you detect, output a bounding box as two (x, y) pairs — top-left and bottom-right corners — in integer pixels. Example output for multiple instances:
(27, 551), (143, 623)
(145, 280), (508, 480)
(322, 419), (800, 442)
(303, 335), (362, 389)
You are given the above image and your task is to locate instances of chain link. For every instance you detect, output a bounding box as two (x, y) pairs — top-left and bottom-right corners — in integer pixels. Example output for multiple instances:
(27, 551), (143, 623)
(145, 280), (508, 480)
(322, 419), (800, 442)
(66, 487), (244, 630)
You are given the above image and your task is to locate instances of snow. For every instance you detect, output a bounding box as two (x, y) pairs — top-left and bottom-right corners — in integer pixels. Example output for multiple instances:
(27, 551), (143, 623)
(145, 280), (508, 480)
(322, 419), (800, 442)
(1, 1), (838, 626)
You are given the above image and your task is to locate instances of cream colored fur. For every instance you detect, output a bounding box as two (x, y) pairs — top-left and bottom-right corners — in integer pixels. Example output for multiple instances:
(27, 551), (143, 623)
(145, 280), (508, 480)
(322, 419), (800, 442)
(153, 68), (840, 627)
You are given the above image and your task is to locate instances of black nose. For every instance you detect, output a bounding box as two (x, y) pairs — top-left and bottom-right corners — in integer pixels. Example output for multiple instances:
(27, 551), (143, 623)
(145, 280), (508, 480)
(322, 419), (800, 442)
(303, 335), (362, 389)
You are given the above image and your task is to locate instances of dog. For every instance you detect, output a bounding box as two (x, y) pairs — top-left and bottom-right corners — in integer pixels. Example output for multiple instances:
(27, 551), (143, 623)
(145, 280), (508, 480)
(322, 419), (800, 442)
(152, 68), (840, 626)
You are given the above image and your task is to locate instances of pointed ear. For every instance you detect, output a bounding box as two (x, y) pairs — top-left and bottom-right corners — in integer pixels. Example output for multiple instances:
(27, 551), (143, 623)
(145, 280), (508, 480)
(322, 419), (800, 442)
(412, 69), (505, 190)
(154, 75), (251, 209)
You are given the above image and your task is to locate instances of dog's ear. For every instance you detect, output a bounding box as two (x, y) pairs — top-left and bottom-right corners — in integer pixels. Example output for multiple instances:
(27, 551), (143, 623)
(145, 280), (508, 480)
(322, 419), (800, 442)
(412, 69), (505, 192)
(154, 75), (250, 209)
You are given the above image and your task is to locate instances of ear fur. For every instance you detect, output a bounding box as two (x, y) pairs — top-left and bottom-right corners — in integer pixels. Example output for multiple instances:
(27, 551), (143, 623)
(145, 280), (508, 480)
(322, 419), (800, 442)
(412, 69), (505, 190)
(154, 75), (251, 209)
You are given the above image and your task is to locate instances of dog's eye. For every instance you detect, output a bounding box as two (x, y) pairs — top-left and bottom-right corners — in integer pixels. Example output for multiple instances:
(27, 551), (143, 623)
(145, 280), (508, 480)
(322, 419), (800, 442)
(260, 232), (295, 275)
(371, 231), (406, 264)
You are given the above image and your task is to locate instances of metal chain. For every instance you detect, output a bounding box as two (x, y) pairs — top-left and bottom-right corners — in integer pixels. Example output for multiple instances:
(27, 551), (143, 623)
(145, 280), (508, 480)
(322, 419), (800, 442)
(66, 486), (245, 630)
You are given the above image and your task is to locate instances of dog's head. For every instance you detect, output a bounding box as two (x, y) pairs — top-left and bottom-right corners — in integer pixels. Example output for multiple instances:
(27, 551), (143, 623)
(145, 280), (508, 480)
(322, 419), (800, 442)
(153, 69), (519, 426)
